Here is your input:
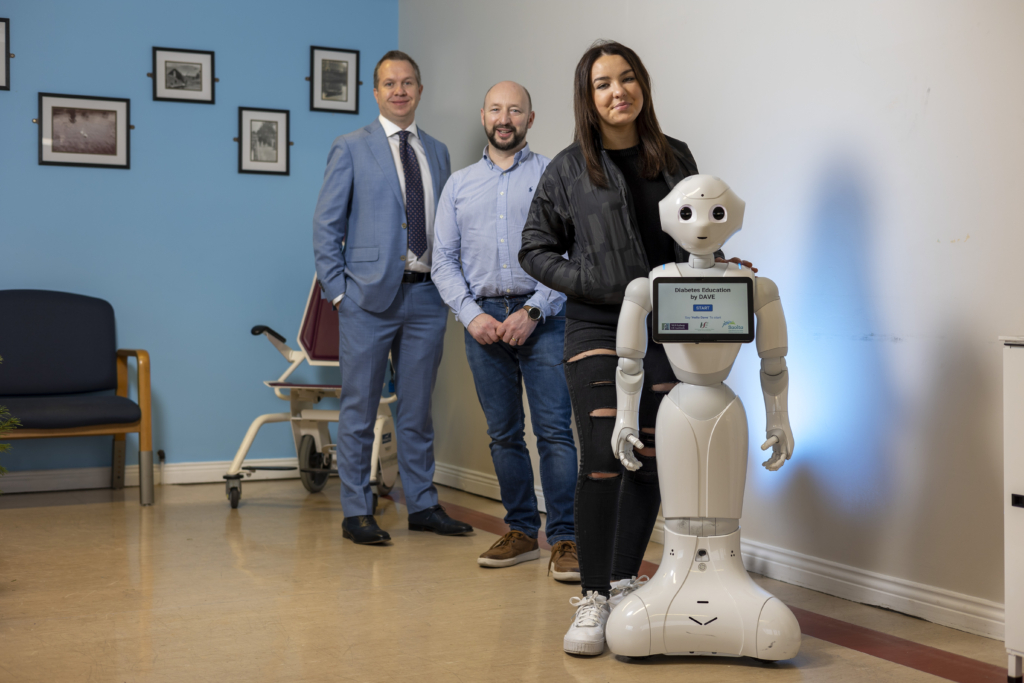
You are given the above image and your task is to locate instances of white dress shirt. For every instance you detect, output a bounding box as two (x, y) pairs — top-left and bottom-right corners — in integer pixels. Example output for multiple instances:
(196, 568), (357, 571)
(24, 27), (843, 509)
(332, 115), (437, 306)
(379, 115), (435, 273)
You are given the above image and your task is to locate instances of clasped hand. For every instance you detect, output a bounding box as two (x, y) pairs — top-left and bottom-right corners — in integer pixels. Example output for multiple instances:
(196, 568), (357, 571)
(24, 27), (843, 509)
(467, 308), (538, 346)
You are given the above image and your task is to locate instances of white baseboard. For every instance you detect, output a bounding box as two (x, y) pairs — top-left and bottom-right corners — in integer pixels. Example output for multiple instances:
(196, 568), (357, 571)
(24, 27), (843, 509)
(1, 458), (300, 494)
(432, 461), (547, 513)
(650, 517), (1003, 640)
(3, 459), (1005, 640)
(739, 536), (1004, 640)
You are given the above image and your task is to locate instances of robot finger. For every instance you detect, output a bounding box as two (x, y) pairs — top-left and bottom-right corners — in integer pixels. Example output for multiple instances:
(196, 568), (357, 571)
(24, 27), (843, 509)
(618, 447), (642, 471)
(627, 434), (646, 450)
(760, 435), (779, 451)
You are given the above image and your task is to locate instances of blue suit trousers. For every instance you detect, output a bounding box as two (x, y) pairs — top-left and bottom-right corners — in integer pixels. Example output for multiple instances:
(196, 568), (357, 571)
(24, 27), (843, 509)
(336, 282), (448, 516)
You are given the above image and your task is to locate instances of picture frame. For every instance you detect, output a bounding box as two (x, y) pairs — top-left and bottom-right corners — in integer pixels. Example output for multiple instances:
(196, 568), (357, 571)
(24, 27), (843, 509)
(310, 46), (359, 114)
(38, 93), (130, 169)
(1, 18), (9, 91)
(152, 47), (214, 103)
(238, 107), (289, 175)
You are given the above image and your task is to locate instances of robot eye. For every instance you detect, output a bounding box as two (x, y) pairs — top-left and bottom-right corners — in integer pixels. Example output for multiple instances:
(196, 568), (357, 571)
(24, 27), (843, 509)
(679, 205), (694, 221)
(711, 205), (727, 222)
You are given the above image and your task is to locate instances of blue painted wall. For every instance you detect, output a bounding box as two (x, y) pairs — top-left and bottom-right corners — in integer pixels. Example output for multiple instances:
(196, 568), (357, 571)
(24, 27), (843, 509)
(0, 0), (398, 471)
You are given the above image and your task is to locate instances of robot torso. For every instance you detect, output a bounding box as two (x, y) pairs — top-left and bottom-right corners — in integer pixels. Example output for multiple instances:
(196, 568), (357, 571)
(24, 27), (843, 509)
(650, 261), (756, 386)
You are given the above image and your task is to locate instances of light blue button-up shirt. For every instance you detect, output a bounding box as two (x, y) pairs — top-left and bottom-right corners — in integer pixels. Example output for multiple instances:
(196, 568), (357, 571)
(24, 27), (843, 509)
(432, 143), (565, 328)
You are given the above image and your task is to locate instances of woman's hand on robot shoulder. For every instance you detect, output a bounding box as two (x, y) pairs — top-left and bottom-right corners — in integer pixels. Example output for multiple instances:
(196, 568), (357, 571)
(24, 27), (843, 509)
(716, 257), (758, 274)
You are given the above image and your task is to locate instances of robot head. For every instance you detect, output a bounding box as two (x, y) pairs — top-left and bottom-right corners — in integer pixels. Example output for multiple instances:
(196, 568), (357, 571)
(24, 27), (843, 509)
(659, 175), (746, 255)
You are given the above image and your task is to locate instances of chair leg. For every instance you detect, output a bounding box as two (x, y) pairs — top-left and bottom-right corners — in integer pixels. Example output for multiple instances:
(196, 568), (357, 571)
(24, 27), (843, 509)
(139, 449), (154, 506)
(112, 435), (127, 489)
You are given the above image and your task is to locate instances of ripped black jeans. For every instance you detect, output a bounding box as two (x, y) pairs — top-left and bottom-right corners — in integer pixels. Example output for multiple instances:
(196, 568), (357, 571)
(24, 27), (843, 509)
(563, 318), (677, 597)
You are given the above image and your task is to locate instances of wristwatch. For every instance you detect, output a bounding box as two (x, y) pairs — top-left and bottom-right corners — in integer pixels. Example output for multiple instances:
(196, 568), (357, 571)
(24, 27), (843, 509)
(523, 305), (542, 322)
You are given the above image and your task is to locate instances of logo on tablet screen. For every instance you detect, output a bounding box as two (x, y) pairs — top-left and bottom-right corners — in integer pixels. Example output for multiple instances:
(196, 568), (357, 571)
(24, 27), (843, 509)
(722, 320), (745, 330)
(665, 323), (688, 330)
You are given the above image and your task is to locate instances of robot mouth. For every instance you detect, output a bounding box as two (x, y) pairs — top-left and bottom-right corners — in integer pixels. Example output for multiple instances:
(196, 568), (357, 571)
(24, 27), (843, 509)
(697, 236), (708, 240)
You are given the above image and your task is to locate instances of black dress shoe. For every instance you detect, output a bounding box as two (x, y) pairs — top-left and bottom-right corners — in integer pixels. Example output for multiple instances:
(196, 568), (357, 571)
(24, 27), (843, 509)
(342, 515), (391, 545)
(408, 504), (473, 536)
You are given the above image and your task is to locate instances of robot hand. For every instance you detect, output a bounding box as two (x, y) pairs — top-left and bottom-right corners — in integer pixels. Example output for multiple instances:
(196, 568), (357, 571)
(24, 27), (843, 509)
(759, 414), (794, 471)
(612, 423), (645, 471)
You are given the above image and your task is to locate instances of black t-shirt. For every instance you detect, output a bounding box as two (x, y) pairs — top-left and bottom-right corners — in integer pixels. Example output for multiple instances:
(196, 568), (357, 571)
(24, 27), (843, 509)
(605, 145), (678, 270)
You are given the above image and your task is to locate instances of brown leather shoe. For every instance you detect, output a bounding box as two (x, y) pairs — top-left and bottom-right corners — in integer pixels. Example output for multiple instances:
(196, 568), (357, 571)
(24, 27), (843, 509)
(477, 530), (540, 567)
(549, 540), (580, 582)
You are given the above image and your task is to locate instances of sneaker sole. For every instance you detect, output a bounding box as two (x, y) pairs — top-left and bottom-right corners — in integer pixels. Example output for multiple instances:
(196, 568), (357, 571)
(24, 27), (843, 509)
(563, 637), (604, 656)
(550, 563), (582, 583)
(478, 549), (541, 567)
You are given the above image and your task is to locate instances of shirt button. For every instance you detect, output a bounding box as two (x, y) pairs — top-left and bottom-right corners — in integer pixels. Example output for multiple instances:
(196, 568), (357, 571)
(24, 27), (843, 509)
(499, 215), (504, 219)
(500, 191), (504, 195)
(500, 239), (505, 243)
(506, 288), (511, 292)
(503, 264), (508, 268)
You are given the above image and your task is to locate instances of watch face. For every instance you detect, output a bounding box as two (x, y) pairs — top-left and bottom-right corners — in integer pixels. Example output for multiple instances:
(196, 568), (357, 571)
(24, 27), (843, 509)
(527, 306), (541, 320)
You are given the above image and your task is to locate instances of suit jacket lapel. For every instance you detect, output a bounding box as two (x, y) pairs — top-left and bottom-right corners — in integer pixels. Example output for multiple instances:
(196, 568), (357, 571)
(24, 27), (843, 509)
(365, 119), (405, 209)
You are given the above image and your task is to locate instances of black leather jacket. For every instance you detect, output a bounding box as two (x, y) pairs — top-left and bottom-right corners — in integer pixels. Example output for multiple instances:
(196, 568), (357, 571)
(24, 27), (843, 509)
(519, 137), (707, 320)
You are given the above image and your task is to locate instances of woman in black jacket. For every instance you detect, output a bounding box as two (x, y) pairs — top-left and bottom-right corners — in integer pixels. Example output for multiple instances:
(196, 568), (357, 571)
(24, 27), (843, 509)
(519, 40), (752, 656)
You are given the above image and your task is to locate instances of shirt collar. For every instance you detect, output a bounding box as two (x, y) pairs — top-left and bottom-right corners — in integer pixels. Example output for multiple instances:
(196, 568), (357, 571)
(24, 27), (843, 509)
(379, 115), (418, 139)
(482, 142), (532, 171)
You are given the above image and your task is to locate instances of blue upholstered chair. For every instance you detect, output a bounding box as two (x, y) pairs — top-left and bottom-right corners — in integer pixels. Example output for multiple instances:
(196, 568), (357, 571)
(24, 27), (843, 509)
(0, 290), (154, 505)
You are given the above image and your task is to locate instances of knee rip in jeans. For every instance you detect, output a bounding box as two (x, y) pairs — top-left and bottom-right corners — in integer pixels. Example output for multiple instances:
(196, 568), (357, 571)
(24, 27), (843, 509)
(589, 408), (616, 418)
(567, 348), (617, 363)
(652, 382), (678, 393)
(589, 379), (614, 387)
(587, 472), (620, 480)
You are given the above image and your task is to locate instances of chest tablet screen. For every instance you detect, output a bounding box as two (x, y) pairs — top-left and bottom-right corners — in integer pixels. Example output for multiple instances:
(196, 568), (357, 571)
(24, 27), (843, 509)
(651, 277), (755, 344)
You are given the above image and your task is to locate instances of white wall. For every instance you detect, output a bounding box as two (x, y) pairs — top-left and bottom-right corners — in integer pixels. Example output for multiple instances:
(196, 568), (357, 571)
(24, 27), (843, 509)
(406, 0), (1024, 614)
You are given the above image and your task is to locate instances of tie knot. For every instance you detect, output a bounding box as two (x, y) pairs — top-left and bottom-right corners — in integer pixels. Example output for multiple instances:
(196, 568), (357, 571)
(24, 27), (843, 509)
(398, 130), (411, 143)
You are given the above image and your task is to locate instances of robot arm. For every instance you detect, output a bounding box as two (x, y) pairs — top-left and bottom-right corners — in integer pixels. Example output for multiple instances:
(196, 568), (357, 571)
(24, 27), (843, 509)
(613, 278), (652, 471)
(754, 277), (794, 471)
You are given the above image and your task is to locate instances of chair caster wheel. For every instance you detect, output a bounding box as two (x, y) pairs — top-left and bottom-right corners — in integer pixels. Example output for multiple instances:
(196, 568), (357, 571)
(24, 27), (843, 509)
(229, 487), (240, 509)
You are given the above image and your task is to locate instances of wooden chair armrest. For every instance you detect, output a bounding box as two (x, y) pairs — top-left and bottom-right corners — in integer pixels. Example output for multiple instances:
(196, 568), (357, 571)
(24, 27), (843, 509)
(116, 349), (152, 451)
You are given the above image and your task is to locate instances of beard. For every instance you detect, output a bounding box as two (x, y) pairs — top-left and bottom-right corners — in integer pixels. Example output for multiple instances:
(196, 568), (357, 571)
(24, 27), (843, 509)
(486, 123), (526, 151)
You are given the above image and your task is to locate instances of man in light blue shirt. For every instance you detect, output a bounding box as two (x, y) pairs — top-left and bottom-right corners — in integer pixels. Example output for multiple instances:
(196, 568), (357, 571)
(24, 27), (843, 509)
(433, 82), (578, 580)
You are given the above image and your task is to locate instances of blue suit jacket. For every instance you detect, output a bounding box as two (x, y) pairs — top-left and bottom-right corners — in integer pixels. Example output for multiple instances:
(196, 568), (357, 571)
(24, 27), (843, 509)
(313, 119), (451, 313)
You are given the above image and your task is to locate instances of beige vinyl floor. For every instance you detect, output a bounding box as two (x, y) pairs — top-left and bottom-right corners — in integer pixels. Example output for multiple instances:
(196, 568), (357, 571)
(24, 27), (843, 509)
(0, 479), (1007, 683)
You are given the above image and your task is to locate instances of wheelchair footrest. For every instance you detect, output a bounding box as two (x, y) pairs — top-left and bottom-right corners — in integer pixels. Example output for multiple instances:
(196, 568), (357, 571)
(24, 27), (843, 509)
(242, 466), (298, 471)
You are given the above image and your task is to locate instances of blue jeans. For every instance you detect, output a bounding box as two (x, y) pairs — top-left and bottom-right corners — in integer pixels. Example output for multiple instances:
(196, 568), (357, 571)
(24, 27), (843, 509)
(463, 296), (577, 543)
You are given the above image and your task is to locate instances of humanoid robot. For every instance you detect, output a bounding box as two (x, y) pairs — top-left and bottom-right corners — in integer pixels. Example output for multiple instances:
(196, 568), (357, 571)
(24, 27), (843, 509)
(604, 175), (801, 660)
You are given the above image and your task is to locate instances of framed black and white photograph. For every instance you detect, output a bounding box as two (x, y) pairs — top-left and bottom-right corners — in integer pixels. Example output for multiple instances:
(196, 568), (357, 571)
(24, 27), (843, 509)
(310, 46), (358, 114)
(153, 47), (214, 103)
(238, 107), (288, 175)
(1, 18), (9, 91)
(38, 93), (130, 169)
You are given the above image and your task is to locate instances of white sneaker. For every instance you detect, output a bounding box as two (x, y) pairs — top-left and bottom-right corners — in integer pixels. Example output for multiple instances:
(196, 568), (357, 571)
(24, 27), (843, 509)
(563, 591), (610, 656)
(608, 575), (649, 609)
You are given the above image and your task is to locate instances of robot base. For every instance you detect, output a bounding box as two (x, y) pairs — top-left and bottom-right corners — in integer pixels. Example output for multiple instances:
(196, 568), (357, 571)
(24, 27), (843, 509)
(606, 524), (801, 660)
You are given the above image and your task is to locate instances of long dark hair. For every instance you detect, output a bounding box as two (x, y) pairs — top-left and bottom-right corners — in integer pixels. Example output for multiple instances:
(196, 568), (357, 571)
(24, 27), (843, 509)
(573, 40), (677, 188)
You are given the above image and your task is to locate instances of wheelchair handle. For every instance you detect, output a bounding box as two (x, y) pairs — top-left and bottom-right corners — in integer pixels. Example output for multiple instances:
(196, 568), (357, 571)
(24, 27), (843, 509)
(251, 325), (286, 343)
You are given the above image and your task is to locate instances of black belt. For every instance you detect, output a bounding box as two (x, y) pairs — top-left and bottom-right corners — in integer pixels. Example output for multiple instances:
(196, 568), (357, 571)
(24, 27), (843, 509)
(402, 271), (431, 283)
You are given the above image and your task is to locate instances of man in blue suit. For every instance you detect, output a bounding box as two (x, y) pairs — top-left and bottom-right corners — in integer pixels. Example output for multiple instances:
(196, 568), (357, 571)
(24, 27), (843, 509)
(313, 50), (472, 545)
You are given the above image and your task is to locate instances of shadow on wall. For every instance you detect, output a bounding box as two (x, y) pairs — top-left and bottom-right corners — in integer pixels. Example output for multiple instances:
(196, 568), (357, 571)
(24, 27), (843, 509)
(768, 157), (898, 565)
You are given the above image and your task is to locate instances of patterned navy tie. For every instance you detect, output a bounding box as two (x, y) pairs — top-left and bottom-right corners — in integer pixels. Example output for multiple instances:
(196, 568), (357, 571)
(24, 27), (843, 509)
(398, 130), (427, 258)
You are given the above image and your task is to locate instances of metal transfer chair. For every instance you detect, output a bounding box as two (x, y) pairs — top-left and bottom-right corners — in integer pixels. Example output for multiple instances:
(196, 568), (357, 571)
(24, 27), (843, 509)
(224, 275), (398, 509)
